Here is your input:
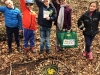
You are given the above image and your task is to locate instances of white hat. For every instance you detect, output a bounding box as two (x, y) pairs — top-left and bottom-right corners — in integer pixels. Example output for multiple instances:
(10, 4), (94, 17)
(26, 0), (34, 3)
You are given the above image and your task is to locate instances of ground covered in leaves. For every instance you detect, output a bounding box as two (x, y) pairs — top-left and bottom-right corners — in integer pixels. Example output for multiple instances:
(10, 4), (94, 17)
(0, 0), (100, 75)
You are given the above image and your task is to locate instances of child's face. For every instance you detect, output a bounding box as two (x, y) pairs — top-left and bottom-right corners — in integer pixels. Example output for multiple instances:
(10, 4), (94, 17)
(59, 0), (66, 5)
(26, 3), (34, 10)
(43, 0), (49, 7)
(89, 3), (97, 12)
(5, 0), (14, 9)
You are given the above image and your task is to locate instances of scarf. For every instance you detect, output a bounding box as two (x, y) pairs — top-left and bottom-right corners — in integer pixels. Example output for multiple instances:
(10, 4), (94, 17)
(57, 4), (67, 30)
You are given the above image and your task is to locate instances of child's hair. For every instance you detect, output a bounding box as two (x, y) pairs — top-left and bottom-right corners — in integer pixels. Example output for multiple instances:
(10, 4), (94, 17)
(58, 0), (65, 2)
(89, 1), (99, 11)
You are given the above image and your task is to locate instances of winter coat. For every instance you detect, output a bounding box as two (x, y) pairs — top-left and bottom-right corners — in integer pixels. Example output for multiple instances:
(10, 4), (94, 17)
(0, 6), (22, 29)
(78, 11), (100, 35)
(51, 0), (72, 30)
(20, 0), (37, 30)
(36, 0), (56, 28)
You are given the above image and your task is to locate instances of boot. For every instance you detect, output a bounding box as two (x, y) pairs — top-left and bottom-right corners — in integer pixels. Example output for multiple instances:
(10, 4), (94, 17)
(87, 52), (93, 60)
(46, 49), (50, 54)
(17, 46), (22, 52)
(55, 45), (60, 52)
(82, 51), (87, 57)
(30, 47), (36, 53)
(8, 48), (12, 54)
(39, 50), (43, 54)
(24, 48), (28, 54)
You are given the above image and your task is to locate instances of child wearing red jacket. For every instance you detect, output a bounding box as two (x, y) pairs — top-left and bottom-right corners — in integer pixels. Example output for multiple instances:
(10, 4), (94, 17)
(20, 0), (37, 54)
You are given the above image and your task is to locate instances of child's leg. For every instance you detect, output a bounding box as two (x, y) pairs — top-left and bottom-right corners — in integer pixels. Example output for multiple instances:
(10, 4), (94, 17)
(23, 28), (30, 54)
(13, 27), (21, 52)
(56, 26), (60, 46)
(84, 35), (91, 53)
(84, 35), (96, 60)
(13, 27), (20, 47)
(6, 27), (13, 54)
(55, 26), (61, 51)
(23, 28), (30, 47)
(29, 30), (36, 53)
(45, 28), (50, 53)
(39, 26), (45, 54)
(29, 30), (35, 47)
(84, 35), (95, 52)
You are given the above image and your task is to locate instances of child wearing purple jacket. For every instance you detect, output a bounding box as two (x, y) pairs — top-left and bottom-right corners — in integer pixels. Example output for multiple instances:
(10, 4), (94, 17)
(51, 0), (72, 51)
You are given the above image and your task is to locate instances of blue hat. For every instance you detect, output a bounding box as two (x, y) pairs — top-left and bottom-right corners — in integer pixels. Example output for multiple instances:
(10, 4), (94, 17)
(26, 0), (34, 3)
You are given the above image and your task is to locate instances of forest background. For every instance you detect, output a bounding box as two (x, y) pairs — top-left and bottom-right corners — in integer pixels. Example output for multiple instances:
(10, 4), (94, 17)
(0, 0), (100, 75)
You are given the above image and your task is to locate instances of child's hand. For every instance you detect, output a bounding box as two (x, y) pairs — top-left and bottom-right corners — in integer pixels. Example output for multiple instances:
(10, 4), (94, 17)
(19, 30), (23, 33)
(46, 17), (50, 20)
(83, 28), (85, 31)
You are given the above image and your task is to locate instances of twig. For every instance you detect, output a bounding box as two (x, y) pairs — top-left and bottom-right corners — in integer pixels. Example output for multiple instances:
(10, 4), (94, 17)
(10, 63), (12, 75)
(95, 62), (100, 71)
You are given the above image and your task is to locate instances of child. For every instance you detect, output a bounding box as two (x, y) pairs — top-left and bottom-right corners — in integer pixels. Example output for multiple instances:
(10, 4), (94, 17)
(78, 1), (100, 60)
(36, 0), (56, 54)
(0, 0), (22, 54)
(51, 0), (72, 51)
(20, 0), (37, 54)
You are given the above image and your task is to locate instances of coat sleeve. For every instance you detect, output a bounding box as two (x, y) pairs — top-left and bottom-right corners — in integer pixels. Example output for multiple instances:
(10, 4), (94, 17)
(77, 14), (84, 30)
(20, 0), (26, 12)
(49, 7), (56, 21)
(17, 9), (23, 30)
(0, 6), (5, 13)
(67, 8), (72, 30)
(35, 0), (43, 7)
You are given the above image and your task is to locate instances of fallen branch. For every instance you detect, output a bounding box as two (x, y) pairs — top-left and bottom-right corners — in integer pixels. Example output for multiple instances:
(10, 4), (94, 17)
(10, 63), (12, 75)
(95, 62), (100, 71)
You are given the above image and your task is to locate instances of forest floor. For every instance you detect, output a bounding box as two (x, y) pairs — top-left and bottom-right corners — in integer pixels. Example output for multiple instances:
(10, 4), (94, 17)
(0, 0), (100, 75)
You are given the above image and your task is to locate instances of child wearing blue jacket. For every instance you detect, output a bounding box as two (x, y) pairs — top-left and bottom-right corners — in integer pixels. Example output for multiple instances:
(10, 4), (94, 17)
(0, 0), (22, 54)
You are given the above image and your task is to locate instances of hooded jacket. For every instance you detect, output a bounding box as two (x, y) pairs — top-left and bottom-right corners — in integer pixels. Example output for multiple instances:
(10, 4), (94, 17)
(36, 0), (56, 28)
(20, 0), (37, 30)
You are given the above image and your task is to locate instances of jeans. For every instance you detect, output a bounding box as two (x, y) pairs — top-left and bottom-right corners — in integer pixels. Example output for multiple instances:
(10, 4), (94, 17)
(40, 26), (50, 51)
(23, 28), (35, 48)
(84, 35), (96, 52)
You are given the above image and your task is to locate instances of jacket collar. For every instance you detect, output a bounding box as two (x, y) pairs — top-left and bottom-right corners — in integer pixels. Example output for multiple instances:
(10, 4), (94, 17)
(84, 10), (97, 17)
(43, 2), (54, 8)
(6, 6), (15, 10)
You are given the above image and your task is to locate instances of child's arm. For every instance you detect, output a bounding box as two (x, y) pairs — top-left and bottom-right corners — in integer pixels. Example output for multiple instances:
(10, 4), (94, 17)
(0, 6), (5, 13)
(51, 0), (59, 9)
(67, 8), (72, 30)
(48, 7), (56, 21)
(77, 15), (84, 30)
(35, 0), (43, 7)
(20, 0), (26, 12)
(17, 9), (23, 30)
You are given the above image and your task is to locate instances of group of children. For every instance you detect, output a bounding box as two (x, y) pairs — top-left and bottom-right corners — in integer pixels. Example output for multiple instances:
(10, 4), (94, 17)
(0, 0), (100, 60)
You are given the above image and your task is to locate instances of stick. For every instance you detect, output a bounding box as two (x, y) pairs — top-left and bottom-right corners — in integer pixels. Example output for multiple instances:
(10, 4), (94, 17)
(10, 63), (12, 75)
(95, 62), (100, 71)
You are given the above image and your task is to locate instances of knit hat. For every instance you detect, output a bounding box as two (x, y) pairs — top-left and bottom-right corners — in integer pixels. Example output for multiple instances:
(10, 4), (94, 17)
(26, 0), (34, 3)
